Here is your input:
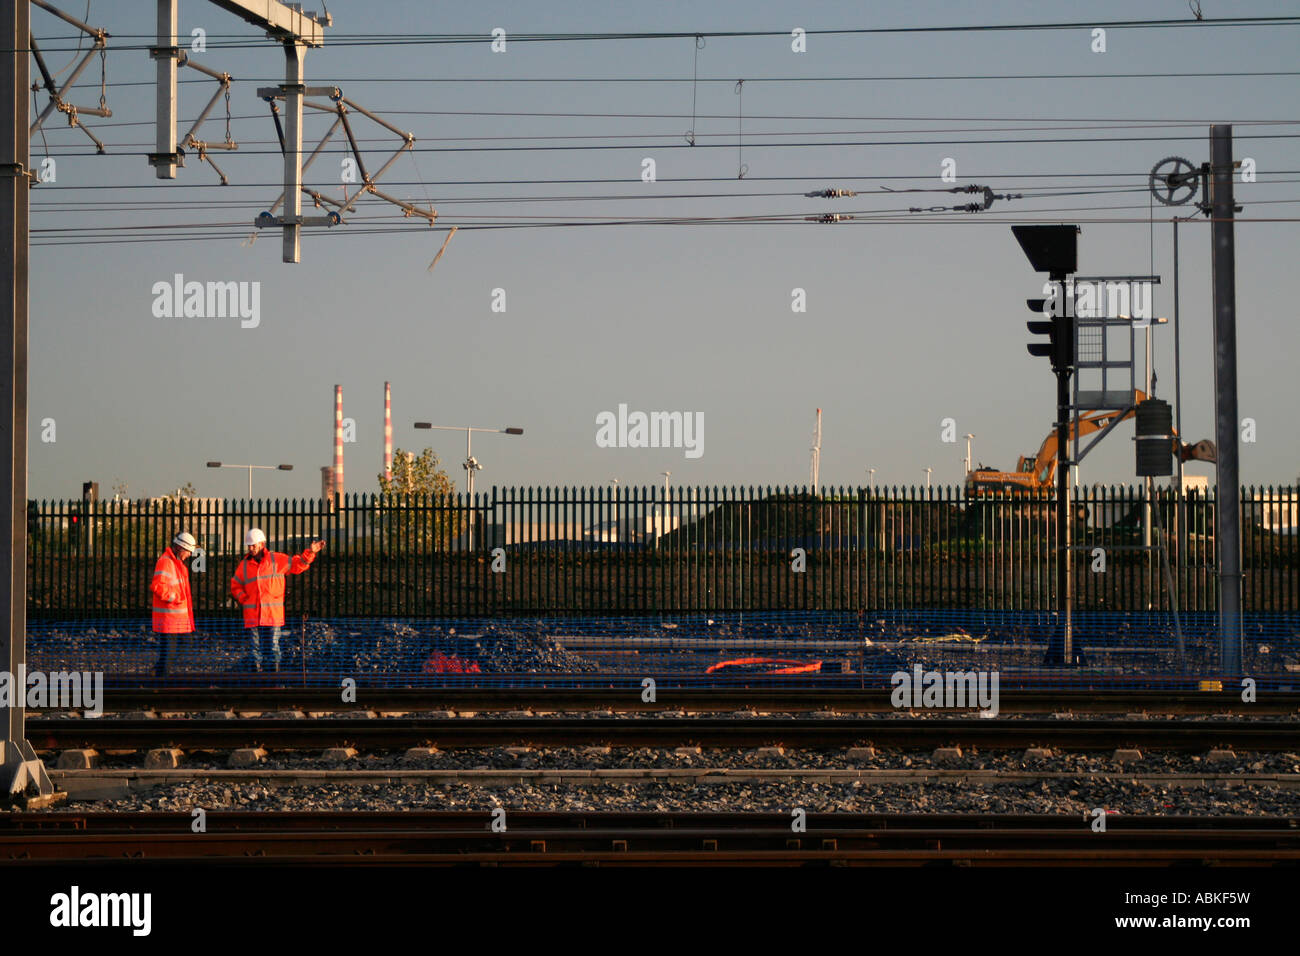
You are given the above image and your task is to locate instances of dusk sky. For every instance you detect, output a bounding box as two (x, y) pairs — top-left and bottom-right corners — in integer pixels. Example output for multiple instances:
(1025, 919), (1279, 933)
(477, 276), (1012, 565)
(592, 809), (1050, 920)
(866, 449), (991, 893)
(25, 0), (1300, 500)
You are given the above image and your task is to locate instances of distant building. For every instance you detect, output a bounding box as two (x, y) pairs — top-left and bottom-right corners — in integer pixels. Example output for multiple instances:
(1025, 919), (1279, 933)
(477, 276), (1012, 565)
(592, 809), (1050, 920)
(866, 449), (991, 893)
(477, 512), (683, 550)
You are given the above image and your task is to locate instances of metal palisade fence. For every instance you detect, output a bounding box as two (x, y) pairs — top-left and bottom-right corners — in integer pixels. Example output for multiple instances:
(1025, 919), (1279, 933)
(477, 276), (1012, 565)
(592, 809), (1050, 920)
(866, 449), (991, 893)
(24, 484), (1299, 620)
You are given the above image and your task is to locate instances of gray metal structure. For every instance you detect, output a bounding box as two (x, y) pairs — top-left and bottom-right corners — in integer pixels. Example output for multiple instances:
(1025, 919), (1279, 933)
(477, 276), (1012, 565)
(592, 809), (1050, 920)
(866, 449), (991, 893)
(250, 87), (435, 255)
(29, 0), (110, 152)
(152, 0), (328, 262)
(1209, 125), (1243, 676)
(1064, 274), (1156, 481)
(1, 0), (49, 798)
(3, 0), (333, 798)
(1070, 276), (1150, 413)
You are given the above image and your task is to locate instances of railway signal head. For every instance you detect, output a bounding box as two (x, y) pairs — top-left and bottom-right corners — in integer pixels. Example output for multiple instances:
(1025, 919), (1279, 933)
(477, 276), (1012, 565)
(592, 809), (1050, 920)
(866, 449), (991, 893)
(1011, 224), (1079, 280)
(1026, 297), (1074, 370)
(1013, 224), (1079, 372)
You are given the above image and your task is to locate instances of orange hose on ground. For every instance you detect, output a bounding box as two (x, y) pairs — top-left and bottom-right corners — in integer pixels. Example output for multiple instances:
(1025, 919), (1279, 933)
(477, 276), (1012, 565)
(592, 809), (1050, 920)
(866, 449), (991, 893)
(706, 657), (822, 675)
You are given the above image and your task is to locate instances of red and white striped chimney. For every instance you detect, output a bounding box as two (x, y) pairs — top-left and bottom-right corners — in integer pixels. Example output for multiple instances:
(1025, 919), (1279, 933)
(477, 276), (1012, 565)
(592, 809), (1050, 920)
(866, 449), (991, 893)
(383, 381), (393, 481)
(333, 384), (345, 498)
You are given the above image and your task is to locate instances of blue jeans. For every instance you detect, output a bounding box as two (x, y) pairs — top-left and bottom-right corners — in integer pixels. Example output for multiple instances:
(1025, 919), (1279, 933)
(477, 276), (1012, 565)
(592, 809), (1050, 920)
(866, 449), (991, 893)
(250, 625), (282, 672)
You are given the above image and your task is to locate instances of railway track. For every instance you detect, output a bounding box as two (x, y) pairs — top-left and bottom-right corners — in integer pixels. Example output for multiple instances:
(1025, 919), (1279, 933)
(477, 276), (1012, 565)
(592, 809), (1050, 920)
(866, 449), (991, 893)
(25, 716), (1300, 752)
(60, 688), (1300, 714)
(3, 811), (1297, 864)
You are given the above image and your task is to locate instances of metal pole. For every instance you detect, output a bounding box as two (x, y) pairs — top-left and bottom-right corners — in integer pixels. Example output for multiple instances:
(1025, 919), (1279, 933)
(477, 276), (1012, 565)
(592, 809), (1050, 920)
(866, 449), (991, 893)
(1173, 217), (1185, 572)
(282, 40), (304, 263)
(247, 466), (253, 500)
(1050, 365), (1074, 664)
(1144, 323), (1153, 610)
(1210, 124), (1242, 676)
(152, 0), (178, 178)
(2, 0), (51, 798)
(465, 429), (474, 551)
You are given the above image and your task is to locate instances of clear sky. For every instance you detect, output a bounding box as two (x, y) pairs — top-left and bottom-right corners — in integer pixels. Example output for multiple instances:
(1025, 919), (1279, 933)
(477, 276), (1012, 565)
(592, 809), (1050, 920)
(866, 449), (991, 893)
(25, 0), (1300, 500)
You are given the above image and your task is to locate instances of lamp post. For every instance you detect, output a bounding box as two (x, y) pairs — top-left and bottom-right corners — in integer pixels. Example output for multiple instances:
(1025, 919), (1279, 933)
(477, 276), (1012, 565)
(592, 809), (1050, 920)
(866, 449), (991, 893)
(923, 467), (933, 491)
(413, 423), (523, 550)
(964, 434), (975, 474)
(206, 461), (293, 498)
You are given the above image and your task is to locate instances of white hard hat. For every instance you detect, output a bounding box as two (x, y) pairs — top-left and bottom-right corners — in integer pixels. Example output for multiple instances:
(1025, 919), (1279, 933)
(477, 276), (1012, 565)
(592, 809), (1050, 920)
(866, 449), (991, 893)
(172, 531), (197, 553)
(244, 528), (267, 547)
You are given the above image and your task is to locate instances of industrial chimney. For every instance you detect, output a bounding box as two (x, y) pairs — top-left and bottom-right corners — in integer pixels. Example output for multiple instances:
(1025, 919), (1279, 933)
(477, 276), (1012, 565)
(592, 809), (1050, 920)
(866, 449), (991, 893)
(333, 385), (344, 498)
(384, 381), (393, 481)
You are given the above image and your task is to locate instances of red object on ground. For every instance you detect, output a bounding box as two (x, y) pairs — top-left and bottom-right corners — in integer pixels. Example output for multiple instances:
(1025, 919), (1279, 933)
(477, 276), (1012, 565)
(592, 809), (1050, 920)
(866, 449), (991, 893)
(705, 657), (822, 675)
(422, 651), (482, 675)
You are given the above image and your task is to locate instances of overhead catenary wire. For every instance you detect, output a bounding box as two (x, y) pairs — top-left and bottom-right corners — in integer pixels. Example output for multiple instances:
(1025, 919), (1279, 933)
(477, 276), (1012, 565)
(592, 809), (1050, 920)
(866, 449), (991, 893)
(36, 174), (1300, 210)
(18, 68), (1300, 85)
(19, 13), (1297, 251)
(27, 169), (1300, 190)
(19, 13), (1300, 51)
(31, 196), (1300, 245)
(31, 215), (1300, 249)
(30, 130), (1300, 157)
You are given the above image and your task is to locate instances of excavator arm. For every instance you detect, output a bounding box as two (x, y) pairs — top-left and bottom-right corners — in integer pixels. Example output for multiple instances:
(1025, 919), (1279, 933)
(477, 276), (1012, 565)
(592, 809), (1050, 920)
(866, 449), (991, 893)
(971, 390), (1217, 493)
(1020, 392), (1149, 485)
(1019, 390), (1217, 484)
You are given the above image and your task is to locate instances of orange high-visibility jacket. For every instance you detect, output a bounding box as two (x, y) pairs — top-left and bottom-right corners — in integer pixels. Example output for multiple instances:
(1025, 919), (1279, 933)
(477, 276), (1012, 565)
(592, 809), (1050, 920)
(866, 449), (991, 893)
(151, 546), (195, 634)
(230, 548), (316, 627)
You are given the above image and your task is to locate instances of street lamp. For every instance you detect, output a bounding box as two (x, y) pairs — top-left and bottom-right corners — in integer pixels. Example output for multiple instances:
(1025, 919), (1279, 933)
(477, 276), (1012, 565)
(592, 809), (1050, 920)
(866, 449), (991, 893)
(206, 461), (293, 498)
(923, 467), (933, 490)
(413, 423), (523, 549)
(867, 468), (876, 494)
(964, 434), (975, 474)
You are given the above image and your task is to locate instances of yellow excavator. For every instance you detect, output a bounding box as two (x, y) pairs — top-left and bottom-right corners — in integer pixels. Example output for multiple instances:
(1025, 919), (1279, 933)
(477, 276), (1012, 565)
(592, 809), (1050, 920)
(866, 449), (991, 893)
(965, 390), (1217, 495)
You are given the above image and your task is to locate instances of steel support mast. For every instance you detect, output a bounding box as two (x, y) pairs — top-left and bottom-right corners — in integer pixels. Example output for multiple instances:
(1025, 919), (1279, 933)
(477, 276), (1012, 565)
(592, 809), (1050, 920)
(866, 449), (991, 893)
(1209, 125), (1242, 676)
(1, 0), (51, 798)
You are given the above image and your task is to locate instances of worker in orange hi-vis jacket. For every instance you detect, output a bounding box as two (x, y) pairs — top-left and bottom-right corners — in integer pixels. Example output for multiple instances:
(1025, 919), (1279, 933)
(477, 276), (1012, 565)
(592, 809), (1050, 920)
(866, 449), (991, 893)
(152, 530), (198, 677)
(230, 528), (324, 672)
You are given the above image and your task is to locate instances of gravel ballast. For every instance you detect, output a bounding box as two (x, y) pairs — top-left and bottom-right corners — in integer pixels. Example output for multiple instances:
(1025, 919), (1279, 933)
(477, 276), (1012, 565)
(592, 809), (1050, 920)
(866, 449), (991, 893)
(53, 777), (1300, 816)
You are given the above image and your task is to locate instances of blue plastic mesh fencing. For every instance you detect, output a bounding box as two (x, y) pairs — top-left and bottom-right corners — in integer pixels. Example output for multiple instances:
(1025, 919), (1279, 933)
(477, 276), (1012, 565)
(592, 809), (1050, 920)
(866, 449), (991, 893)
(24, 611), (1300, 690)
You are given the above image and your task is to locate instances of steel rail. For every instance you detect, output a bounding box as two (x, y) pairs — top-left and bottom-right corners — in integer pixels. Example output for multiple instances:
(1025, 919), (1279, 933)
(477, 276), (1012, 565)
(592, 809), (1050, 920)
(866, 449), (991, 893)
(37, 689), (1300, 715)
(24, 717), (1300, 752)
(2, 812), (1297, 864)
